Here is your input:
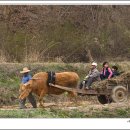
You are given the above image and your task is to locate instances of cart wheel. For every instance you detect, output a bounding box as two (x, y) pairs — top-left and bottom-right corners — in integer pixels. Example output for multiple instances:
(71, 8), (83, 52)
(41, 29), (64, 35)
(97, 95), (111, 104)
(111, 86), (127, 103)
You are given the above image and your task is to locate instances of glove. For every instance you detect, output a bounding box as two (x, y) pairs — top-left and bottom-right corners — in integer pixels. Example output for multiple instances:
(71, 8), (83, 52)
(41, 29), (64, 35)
(84, 76), (89, 80)
(82, 80), (86, 84)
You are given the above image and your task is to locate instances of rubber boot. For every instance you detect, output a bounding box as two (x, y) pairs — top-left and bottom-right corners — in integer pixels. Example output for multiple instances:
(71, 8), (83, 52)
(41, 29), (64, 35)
(19, 99), (27, 109)
(27, 93), (37, 108)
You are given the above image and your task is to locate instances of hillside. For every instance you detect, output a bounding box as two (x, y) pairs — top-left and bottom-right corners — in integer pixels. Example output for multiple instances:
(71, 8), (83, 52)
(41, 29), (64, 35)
(0, 5), (130, 62)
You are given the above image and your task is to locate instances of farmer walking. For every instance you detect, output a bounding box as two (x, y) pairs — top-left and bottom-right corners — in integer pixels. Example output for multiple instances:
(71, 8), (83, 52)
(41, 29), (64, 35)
(19, 67), (37, 109)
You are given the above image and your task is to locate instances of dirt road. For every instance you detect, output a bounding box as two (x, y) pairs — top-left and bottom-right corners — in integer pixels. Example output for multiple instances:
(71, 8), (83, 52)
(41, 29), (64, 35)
(0, 100), (130, 112)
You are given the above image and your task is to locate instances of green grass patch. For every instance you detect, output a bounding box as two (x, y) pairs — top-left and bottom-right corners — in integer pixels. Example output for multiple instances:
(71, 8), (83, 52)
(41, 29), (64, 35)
(0, 107), (130, 118)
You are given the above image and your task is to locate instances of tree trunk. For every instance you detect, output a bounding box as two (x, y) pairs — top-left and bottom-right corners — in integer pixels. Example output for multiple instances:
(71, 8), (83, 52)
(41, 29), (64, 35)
(86, 49), (93, 62)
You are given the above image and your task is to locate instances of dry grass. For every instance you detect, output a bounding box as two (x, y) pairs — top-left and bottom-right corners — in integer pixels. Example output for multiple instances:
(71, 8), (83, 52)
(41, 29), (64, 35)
(0, 50), (8, 63)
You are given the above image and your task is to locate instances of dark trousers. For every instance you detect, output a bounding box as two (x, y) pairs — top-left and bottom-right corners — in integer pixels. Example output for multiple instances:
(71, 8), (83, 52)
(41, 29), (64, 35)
(100, 74), (107, 80)
(19, 93), (37, 109)
(86, 77), (94, 88)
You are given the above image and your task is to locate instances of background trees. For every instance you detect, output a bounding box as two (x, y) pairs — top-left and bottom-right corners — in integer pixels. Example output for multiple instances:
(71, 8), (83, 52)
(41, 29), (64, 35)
(0, 5), (129, 63)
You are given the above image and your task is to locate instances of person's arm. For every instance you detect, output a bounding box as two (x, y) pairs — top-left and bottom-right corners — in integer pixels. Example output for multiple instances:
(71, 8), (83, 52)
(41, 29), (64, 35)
(28, 75), (32, 80)
(22, 75), (32, 84)
(84, 71), (90, 80)
(108, 68), (113, 79)
(100, 68), (103, 74)
(84, 75), (89, 80)
(22, 77), (25, 84)
(89, 70), (100, 78)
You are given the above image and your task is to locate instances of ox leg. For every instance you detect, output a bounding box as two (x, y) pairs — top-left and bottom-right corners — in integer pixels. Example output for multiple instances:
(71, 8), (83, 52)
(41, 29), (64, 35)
(39, 91), (46, 107)
(69, 91), (77, 97)
(68, 91), (78, 105)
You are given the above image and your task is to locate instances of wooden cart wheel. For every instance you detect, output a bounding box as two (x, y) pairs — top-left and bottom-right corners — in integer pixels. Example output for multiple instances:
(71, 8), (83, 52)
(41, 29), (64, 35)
(111, 86), (128, 103)
(97, 95), (112, 104)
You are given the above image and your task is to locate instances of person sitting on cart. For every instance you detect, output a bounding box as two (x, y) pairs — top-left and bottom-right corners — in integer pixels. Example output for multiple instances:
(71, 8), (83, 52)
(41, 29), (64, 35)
(112, 65), (120, 77)
(79, 62), (100, 90)
(100, 61), (113, 80)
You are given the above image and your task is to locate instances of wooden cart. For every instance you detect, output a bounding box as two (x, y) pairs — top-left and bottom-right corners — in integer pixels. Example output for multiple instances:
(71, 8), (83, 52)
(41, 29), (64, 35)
(49, 82), (129, 104)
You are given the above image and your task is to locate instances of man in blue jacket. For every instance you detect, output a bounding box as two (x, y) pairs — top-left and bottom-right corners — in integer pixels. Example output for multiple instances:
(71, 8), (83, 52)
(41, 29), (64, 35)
(19, 67), (37, 109)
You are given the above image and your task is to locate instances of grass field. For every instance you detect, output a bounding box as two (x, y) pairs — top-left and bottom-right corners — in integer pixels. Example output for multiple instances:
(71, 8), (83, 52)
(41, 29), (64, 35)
(0, 107), (130, 118)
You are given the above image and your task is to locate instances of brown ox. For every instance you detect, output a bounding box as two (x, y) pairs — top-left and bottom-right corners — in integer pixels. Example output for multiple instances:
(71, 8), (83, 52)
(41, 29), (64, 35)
(19, 72), (79, 107)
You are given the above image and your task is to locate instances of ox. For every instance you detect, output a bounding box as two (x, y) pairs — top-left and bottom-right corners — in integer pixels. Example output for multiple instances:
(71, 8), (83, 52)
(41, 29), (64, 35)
(19, 72), (79, 107)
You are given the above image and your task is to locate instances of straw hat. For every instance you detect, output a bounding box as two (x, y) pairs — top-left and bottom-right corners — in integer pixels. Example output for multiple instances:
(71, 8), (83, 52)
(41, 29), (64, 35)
(20, 67), (31, 74)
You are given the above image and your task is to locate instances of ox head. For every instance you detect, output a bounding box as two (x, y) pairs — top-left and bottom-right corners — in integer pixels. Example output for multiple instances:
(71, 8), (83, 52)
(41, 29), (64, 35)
(19, 82), (32, 100)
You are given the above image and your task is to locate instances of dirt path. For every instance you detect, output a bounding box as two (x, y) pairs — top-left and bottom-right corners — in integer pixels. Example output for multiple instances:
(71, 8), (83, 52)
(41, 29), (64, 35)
(0, 101), (92, 110)
(61, 101), (130, 112)
(0, 100), (130, 111)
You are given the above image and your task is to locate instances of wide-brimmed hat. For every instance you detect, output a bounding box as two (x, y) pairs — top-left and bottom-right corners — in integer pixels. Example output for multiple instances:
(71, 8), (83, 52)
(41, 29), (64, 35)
(20, 67), (31, 74)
